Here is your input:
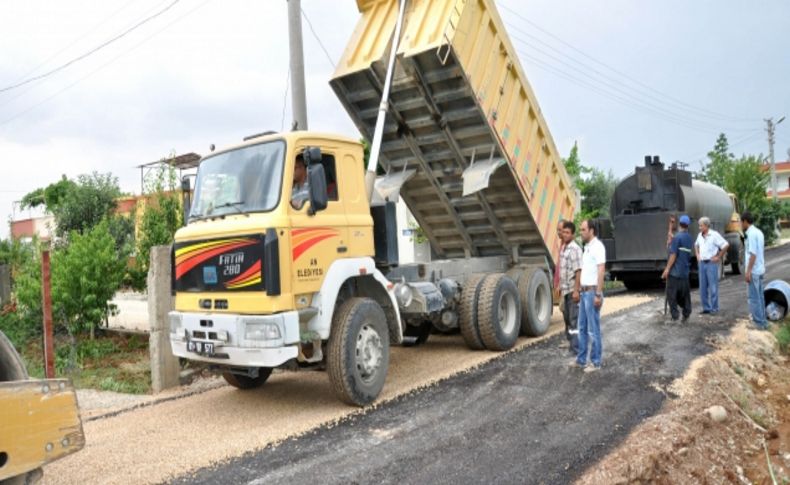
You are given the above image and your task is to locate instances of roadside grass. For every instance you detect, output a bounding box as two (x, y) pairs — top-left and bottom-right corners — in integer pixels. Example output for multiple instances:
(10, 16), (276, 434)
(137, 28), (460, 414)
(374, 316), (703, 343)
(781, 227), (790, 240)
(20, 332), (152, 394)
(775, 317), (790, 355)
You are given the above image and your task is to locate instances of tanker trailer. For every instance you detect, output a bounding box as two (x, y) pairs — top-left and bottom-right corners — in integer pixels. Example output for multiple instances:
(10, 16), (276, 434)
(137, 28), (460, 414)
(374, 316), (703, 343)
(603, 155), (743, 290)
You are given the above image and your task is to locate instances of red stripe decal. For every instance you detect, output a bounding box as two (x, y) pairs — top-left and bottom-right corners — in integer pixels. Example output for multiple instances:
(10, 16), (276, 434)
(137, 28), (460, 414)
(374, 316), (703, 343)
(225, 260), (262, 287)
(292, 233), (337, 261)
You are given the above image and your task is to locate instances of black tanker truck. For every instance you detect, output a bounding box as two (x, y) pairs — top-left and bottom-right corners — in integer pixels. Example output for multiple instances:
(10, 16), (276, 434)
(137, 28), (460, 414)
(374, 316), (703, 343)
(600, 156), (744, 290)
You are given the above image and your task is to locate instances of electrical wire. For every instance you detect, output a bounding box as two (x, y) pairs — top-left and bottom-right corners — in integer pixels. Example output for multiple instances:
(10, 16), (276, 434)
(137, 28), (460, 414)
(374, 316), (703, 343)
(515, 48), (736, 135)
(507, 29), (755, 133)
(301, 7), (336, 69)
(680, 130), (763, 163)
(281, 68), (290, 132)
(0, 0), (213, 128)
(497, 1), (759, 124)
(0, 0), (181, 94)
(0, 0), (171, 110)
(2, 0), (139, 89)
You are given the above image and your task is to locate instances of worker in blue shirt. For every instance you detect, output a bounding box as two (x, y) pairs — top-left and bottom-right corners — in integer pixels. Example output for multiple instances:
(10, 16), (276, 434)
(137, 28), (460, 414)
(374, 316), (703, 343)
(661, 214), (693, 322)
(741, 211), (767, 329)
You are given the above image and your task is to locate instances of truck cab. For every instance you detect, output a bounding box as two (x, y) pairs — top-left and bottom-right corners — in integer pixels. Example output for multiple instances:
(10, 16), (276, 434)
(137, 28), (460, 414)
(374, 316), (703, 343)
(169, 132), (401, 405)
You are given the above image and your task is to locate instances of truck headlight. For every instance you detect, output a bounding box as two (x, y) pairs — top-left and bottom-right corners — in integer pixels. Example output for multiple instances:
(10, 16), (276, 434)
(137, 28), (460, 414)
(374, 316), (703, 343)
(394, 282), (413, 308)
(245, 321), (281, 341)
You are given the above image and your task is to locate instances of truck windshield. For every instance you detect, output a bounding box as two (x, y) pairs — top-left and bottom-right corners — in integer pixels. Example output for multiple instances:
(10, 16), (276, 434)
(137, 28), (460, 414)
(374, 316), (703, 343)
(190, 141), (285, 219)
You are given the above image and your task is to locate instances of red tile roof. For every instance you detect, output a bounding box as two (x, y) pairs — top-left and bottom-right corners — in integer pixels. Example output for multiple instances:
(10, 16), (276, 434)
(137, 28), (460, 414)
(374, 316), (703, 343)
(770, 160), (790, 172)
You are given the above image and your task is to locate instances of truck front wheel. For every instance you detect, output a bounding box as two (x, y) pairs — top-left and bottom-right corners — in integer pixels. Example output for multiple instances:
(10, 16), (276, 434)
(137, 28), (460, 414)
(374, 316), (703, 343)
(327, 298), (390, 406)
(222, 368), (273, 389)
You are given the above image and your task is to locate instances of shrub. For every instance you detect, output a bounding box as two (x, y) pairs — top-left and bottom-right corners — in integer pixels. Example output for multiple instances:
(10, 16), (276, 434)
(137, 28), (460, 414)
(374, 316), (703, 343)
(51, 220), (127, 338)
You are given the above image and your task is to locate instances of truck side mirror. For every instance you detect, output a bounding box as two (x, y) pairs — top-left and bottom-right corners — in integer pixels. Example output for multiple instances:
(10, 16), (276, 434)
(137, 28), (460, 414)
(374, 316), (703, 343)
(181, 176), (193, 226)
(307, 164), (328, 215)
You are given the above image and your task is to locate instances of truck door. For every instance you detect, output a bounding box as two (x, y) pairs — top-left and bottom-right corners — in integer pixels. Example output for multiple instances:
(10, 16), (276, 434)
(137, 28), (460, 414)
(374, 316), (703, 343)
(289, 151), (349, 296)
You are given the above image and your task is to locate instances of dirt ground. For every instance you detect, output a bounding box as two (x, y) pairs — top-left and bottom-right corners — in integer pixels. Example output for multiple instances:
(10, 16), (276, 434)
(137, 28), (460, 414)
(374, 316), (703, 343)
(577, 320), (790, 485)
(40, 294), (652, 485)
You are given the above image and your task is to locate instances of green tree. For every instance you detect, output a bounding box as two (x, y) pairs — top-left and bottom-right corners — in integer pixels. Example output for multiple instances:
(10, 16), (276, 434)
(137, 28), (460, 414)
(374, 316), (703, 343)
(579, 167), (618, 219)
(20, 172), (121, 238)
(561, 144), (615, 221)
(132, 163), (182, 289)
(725, 155), (769, 213)
(700, 133), (734, 187)
(53, 172), (121, 237)
(562, 141), (589, 183)
(12, 240), (44, 339)
(20, 175), (76, 211)
(51, 220), (126, 339)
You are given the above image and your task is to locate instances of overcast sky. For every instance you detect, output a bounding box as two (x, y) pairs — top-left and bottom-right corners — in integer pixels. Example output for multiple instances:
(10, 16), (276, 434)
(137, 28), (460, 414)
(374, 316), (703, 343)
(1, 0), (788, 238)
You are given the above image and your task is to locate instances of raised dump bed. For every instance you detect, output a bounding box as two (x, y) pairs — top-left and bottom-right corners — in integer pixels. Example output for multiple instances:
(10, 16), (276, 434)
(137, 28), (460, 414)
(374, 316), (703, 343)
(331, 0), (576, 263)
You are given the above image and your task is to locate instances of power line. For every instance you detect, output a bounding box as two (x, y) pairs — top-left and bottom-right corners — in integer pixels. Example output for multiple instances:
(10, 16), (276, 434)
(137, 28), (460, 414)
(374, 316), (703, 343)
(301, 7), (336, 69)
(0, 0), (213, 128)
(281, 68), (290, 132)
(497, 1), (759, 124)
(680, 130), (763, 163)
(2, 0), (139, 89)
(0, 0), (169, 110)
(510, 36), (753, 134)
(506, 28), (755, 133)
(514, 48), (736, 135)
(0, 0), (181, 94)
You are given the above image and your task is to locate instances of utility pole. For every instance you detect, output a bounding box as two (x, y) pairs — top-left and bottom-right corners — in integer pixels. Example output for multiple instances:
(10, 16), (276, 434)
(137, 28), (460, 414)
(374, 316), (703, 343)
(765, 116), (785, 202)
(287, 0), (308, 131)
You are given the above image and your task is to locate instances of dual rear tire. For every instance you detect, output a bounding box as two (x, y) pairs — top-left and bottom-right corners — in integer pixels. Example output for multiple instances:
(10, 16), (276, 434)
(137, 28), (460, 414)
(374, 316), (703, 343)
(459, 270), (550, 352)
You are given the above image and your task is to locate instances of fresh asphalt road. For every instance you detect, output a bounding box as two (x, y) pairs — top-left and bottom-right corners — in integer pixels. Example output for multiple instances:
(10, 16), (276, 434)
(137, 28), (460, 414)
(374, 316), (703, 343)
(171, 243), (790, 485)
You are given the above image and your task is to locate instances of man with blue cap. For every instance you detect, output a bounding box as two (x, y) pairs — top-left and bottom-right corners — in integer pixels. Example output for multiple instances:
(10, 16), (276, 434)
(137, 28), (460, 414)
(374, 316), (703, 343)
(662, 214), (693, 322)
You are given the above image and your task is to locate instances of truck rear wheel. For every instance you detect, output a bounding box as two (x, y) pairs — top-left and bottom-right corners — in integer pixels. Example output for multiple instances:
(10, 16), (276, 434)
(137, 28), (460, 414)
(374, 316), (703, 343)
(518, 268), (552, 337)
(459, 274), (487, 350)
(477, 274), (521, 351)
(327, 298), (390, 406)
(222, 368), (273, 389)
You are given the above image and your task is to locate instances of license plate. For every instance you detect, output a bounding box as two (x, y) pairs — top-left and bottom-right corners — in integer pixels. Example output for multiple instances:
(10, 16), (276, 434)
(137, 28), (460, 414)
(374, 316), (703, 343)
(187, 341), (215, 355)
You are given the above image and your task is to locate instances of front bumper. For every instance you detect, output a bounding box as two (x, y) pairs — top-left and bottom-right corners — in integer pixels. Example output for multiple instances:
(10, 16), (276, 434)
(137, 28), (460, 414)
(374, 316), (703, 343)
(169, 310), (300, 367)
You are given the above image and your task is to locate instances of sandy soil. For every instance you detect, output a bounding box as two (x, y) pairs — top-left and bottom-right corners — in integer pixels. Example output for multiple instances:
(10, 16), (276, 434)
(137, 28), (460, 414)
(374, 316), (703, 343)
(41, 294), (653, 485)
(576, 320), (790, 485)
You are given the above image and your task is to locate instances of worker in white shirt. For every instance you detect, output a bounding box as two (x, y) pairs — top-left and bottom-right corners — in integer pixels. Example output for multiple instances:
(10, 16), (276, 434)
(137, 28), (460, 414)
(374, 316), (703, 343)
(694, 216), (729, 315)
(571, 219), (606, 372)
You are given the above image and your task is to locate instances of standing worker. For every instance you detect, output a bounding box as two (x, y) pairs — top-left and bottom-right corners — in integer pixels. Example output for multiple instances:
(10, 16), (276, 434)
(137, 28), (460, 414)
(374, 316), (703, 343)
(554, 220), (566, 301)
(558, 220), (582, 355)
(662, 214), (693, 322)
(694, 216), (729, 315)
(572, 220), (606, 372)
(741, 212), (768, 330)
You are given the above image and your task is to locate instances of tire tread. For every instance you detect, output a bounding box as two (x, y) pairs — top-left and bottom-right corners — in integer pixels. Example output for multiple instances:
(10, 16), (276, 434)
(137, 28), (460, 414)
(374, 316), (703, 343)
(459, 274), (486, 350)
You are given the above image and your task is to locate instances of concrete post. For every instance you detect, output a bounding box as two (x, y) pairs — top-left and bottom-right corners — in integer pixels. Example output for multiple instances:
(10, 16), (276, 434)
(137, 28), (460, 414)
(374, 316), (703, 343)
(0, 264), (10, 305)
(148, 245), (180, 393)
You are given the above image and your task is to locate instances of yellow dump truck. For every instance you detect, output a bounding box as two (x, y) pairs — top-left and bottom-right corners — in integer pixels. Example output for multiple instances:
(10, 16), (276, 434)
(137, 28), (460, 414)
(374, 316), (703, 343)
(169, 0), (576, 406)
(0, 331), (84, 484)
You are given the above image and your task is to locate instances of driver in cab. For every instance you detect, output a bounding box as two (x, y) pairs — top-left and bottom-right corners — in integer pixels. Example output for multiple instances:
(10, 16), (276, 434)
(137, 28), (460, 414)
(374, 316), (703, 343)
(291, 154), (309, 209)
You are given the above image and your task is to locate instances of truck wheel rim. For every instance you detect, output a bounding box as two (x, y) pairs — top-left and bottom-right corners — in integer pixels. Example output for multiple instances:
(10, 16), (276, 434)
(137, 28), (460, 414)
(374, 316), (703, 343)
(498, 292), (518, 334)
(356, 324), (383, 383)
